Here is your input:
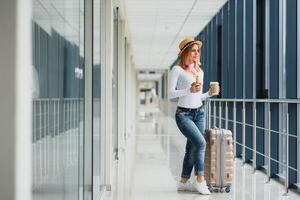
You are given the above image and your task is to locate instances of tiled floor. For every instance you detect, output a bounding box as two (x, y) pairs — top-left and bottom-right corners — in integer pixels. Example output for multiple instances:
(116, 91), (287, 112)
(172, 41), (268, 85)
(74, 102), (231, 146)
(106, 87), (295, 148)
(106, 106), (300, 200)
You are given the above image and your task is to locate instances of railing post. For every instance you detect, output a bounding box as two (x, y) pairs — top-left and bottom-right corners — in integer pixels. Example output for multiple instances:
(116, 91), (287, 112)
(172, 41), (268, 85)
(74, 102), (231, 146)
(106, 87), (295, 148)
(243, 101), (246, 164)
(33, 101), (36, 186)
(253, 102), (256, 172)
(67, 101), (70, 164)
(53, 100), (56, 175)
(57, 100), (60, 173)
(284, 103), (289, 195)
(219, 101), (222, 128)
(225, 102), (228, 129)
(233, 101), (237, 157)
(73, 100), (76, 163)
(207, 100), (211, 129)
(63, 100), (66, 166)
(46, 100), (49, 176)
(43, 100), (46, 178)
(214, 101), (216, 128)
(267, 102), (271, 183)
(39, 100), (42, 182)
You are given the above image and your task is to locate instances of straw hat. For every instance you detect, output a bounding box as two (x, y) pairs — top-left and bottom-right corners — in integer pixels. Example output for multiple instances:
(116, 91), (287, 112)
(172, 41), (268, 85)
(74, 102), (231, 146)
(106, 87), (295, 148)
(178, 37), (202, 56)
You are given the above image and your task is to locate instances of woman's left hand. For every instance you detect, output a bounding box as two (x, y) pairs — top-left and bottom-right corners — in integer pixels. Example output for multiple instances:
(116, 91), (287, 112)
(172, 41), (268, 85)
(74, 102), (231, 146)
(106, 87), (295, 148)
(208, 85), (220, 96)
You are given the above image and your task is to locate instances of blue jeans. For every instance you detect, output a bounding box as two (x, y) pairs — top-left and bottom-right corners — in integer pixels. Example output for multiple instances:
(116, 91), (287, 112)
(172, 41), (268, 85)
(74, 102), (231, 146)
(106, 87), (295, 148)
(175, 107), (206, 178)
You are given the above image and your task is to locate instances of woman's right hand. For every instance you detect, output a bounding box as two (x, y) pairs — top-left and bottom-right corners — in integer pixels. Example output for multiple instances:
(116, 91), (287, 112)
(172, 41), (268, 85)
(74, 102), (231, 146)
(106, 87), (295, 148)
(190, 82), (201, 93)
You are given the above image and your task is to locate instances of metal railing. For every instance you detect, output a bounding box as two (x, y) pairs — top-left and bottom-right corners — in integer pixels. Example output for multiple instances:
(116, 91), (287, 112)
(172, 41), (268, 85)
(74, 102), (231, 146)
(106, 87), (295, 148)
(32, 98), (83, 187)
(206, 98), (300, 195)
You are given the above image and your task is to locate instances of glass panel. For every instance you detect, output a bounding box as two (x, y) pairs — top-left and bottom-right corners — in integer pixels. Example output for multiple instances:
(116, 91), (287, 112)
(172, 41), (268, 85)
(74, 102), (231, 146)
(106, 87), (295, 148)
(93, 0), (103, 198)
(83, 0), (92, 199)
(279, 104), (285, 175)
(31, 0), (84, 200)
(112, 7), (119, 160)
(79, 1), (85, 199)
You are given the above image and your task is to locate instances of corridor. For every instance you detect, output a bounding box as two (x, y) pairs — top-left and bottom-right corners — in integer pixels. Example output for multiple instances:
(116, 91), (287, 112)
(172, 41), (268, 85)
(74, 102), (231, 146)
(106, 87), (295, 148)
(2, 0), (300, 199)
(107, 106), (300, 200)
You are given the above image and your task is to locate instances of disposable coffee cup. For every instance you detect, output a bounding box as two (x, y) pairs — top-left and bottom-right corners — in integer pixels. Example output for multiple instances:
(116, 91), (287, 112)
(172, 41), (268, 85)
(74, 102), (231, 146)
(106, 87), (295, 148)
(210, 81), (219, 95)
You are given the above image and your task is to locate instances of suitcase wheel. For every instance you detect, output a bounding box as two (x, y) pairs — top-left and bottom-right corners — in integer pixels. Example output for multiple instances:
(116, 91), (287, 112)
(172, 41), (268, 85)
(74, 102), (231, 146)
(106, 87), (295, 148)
(213, 188), (219, 193)
(225, 186), (231, 193)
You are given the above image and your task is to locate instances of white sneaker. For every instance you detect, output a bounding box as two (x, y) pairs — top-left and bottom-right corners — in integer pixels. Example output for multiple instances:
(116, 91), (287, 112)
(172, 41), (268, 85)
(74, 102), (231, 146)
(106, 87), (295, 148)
(194, 181), (211, 195)
(177, 180), (198, 192)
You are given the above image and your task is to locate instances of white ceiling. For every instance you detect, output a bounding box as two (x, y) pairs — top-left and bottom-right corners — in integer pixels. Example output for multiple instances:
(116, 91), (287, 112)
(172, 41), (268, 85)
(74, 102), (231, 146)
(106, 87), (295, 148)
(125, 0), (227, 71)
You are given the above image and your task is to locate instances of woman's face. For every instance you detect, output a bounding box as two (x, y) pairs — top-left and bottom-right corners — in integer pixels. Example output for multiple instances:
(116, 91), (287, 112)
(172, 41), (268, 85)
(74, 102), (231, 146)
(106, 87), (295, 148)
(186, 44), (200, 65)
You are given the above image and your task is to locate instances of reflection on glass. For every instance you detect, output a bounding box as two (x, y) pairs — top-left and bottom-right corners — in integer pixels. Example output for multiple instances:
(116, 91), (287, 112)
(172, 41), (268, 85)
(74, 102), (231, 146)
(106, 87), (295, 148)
(93, 0), (102, 199)
(31, 0), (84, 200)
(112, 7), (119, 160)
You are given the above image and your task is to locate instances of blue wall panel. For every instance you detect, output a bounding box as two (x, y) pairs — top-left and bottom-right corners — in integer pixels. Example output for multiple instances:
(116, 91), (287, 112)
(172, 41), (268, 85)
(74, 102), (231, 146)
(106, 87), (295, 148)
(236, 102), (243, 156)
(269, 0), (280, 177)
(269, 0), (279, 100)
(203, 27), (209, 91)
(222, 3), (229, 98)
(270, 104), (279, 176)
(244, 0), (254, 162)
(256, 103), (265, 168)
(236, 0), (244, 99)
(212, 17), (217, 82)
(288, 104), (297, 185)
(235, 0), (244, 156)
(245, 103), (253, 161)
(286, 0), (297, 99)
(256, 0), (266, 168)
(216, 10), (223, 99)
(245, 0), (253, 99)
(286, 0), (297, 185)
(228, 0), (236, 98)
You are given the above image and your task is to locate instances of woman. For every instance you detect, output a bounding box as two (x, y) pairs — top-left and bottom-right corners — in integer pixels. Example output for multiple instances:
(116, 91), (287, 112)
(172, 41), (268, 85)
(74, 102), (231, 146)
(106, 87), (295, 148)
(168, 37), (220, 195)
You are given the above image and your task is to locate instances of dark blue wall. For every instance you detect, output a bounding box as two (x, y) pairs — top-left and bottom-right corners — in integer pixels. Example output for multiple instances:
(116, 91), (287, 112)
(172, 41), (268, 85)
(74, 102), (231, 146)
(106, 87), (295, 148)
(286, 0), (297, 185)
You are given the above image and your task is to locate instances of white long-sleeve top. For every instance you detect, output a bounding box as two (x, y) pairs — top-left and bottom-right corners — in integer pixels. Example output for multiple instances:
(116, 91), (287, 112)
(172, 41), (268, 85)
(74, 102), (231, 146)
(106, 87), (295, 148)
(168, 65), (210, 108)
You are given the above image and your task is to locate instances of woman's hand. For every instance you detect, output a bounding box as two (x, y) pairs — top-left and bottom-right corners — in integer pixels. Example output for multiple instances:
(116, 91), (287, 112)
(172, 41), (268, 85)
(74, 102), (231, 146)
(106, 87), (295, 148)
(208, 85), (220, 96)
(190, 82), (202, 93)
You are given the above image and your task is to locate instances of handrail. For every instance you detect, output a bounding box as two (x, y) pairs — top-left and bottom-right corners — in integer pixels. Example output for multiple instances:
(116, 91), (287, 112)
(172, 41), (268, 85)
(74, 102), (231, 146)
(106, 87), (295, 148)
(33, 98), (84, 101)
(206, 98), (299, 195)
(32, 98), (83, 187)
(208, 98), (300, 104)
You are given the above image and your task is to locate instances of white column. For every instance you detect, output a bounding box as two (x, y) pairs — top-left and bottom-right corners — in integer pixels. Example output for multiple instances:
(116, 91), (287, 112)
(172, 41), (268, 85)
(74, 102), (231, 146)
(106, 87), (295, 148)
(100, 0), (113, 190)
(117, 20), (125, 151)
(133, 70), (138, 133)
(84, 0), (93, 197)
(124, 40), (129, 139)
(0, 0), (32, 200)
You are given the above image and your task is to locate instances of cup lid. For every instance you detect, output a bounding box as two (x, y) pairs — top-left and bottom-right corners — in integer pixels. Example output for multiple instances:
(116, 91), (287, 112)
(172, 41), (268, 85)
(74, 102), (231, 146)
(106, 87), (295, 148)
(210, 81), (219, 85)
